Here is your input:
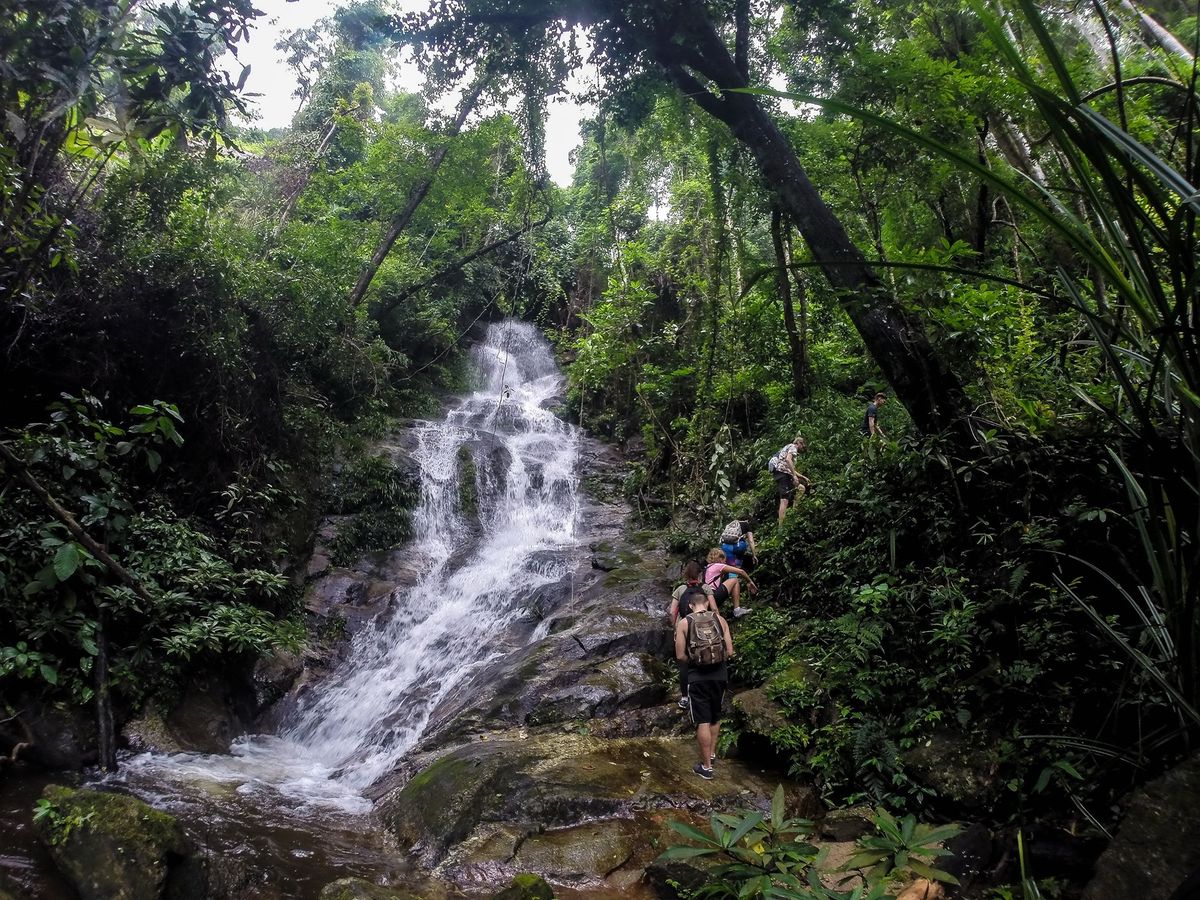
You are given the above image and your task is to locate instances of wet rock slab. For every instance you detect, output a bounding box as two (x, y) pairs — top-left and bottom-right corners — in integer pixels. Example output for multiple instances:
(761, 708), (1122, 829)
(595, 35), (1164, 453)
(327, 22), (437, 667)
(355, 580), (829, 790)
(1084, 753), (1200, 900)
(35, 785), (187, 900)
(373, 731), (803, 890)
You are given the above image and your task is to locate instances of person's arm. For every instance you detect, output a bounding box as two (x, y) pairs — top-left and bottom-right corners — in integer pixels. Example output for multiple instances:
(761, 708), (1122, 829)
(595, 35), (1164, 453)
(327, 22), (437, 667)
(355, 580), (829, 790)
(722, 565), (758, 593)
(668, 597), (679, 624)
(718, 614), (734, 658)
(674, 618), (688, 662)
(746, 532), (757, 561)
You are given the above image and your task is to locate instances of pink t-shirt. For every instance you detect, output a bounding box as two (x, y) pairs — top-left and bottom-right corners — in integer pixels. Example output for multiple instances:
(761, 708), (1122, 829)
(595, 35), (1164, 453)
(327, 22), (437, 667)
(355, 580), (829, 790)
(705, 562), (730, 585)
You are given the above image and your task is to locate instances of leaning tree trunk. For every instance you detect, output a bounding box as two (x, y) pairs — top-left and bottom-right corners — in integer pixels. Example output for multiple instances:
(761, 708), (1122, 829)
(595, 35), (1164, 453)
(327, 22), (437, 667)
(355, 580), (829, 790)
(347, 76), (488, 308)
(657, 3), (974, 439)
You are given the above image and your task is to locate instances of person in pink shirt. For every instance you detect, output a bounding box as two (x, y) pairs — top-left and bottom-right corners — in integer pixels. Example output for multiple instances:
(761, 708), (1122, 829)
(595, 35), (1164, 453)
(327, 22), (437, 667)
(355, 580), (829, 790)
(704, 548), (756, 618)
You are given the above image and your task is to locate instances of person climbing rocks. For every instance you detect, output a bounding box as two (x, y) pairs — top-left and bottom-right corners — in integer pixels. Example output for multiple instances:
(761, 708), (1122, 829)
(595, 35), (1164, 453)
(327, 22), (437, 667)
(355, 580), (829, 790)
(767, 434), (810, 526)
(719, 518), (757, 571)
(669, 561), (717, 709)
(675, 586), (733, 780)
(862, 391), (887, 440)
(705, 548), (756, 618)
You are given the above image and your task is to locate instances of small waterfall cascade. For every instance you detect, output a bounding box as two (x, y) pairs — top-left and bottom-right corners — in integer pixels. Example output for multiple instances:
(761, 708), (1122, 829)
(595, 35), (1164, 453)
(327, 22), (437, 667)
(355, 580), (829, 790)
(114, 321), (580, 817)
(278, 319), (580, 789)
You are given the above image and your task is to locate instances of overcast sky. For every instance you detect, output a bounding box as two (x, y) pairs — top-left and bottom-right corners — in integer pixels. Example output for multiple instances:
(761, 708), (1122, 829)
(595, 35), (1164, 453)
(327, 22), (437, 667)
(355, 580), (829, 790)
(231, 0), (589, 185)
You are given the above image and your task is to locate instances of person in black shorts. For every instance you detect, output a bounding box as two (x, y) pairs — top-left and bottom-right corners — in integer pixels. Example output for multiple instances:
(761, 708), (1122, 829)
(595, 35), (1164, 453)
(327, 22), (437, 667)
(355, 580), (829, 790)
(674, 587), (734, 780)
(766, 435), (810, 526)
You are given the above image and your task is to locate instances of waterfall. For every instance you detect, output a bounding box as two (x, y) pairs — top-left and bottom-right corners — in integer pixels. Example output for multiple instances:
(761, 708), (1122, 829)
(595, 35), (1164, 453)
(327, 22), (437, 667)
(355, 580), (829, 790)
(113, 321), (580, 815)
(280, 320), (579, 789)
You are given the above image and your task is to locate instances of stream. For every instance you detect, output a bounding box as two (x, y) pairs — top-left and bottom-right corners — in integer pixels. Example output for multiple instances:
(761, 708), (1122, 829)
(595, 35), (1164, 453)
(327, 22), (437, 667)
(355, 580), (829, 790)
(1, 321), (584, 898)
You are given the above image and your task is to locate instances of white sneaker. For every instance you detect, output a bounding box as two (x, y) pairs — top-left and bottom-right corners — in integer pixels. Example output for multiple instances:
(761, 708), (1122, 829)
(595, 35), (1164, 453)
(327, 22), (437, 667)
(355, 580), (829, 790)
(734, 607), (752, 618)
(677, 696), (690, 709)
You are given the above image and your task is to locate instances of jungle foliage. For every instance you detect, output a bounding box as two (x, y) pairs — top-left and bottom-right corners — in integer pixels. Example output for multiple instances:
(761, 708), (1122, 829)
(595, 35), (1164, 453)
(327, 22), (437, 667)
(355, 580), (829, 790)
(0, 0), (557, 756)
(2, 0), (1197, 859)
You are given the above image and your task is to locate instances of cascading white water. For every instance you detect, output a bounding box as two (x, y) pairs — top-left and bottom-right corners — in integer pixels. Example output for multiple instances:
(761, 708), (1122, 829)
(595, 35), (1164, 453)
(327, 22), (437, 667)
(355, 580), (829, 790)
(114, 321), (580, 815)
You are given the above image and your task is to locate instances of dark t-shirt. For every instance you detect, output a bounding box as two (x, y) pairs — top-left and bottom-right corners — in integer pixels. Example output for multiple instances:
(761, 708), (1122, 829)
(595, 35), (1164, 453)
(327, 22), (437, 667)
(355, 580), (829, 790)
(862, 402), (878, 435)
(685, 614), (729, 684)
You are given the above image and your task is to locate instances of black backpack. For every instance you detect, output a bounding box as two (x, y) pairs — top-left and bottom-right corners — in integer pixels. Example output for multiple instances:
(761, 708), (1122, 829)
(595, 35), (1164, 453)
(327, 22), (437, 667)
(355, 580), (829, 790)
(686, 609), (727, 666)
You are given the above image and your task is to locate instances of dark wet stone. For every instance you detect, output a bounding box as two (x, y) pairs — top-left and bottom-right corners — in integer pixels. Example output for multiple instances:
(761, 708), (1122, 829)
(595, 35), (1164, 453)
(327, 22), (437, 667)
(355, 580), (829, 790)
(819, 806), (874, 842)
(251, 649), (304, 711)
(901, 731), (1000, 807)
(13, 702), (97, 770)
(1085, 754), (1200, 900)
(36, 786), (186, 900)
(644, 859), (709, 900)
(162, 681), (248, 755)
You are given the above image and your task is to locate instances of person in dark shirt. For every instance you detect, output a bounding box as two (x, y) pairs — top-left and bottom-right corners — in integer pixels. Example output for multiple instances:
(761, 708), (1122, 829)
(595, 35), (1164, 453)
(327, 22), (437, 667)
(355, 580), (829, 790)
(674, 587), (733, 780)
(862, 391), (888, 439)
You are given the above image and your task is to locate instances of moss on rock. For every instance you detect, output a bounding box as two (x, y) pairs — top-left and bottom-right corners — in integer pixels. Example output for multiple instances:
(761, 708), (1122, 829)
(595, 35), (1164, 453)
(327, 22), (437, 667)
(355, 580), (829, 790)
(457, 444), (478, 519)
(318, 878), (423, 900)
(494, 873), (554, 900)
(36, 785), (187, 900)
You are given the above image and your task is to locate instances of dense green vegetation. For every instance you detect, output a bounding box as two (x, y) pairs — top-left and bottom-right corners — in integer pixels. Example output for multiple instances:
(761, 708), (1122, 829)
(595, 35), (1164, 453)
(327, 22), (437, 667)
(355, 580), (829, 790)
(3, 0), (1198, 869)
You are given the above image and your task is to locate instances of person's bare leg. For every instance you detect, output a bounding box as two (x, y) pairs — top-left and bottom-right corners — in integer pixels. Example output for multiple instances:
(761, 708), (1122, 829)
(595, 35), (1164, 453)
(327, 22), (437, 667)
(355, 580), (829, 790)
(709, 722), (720, 764)
(696, 724), (712, 767)
(729, 578), (741, 610)
(777, 498), (789, 525)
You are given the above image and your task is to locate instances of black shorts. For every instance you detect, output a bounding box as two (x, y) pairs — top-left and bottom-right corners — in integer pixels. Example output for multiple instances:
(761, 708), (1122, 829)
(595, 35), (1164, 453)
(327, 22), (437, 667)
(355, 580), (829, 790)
(688, 679), (727, 725)
(712, 581), (731, 605)
(773, 470), (795, 501)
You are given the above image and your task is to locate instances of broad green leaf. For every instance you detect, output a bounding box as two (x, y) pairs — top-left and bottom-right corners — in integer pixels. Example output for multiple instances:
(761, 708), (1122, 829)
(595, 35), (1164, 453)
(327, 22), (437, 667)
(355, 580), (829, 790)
(39, 664), (58, 685)
(667, 819), (719, 846)
(771, 784), (785, 826)
(907, 859), (961, 885)
(54, 543), (81, 581)
(726, 812), (764, 848)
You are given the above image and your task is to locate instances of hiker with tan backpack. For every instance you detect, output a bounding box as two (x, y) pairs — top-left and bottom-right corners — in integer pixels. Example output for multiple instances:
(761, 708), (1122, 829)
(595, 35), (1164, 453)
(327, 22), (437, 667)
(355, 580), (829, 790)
(674, 586), (734, 780)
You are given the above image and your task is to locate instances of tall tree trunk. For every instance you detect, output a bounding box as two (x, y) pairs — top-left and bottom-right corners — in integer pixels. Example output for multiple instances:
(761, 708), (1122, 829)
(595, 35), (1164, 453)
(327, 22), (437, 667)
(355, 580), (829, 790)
(658, 7), (973, 439)
(94, 608), (116, 772)
(783, 224), (810, 395)
(1116, 0), (1195, 64)
(771, 205), (808, 401)
(347, 77), (488, 308)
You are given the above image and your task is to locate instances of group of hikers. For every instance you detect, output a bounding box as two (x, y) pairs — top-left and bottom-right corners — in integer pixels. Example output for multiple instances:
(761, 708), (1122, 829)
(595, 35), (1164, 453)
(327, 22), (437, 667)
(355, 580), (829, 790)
(668, 392), (889, 779)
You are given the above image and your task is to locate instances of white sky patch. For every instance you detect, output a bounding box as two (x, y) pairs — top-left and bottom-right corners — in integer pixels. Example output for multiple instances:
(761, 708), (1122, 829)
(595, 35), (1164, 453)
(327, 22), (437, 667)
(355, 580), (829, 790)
(228, 0), (588, 185)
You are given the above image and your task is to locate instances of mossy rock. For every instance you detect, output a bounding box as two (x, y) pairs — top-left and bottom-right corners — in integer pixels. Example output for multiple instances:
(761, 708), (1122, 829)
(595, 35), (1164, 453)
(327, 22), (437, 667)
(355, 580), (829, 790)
(457, 444), (479, 519)
(512, 820), (637, 878)
(494, 873), (554, 899)
(732, 688), (789, 738)
(318, 878), (423, 900)
(36, 785), (187, 900)
(901, 732), (1000, 806)
(381, 732), (785, 871)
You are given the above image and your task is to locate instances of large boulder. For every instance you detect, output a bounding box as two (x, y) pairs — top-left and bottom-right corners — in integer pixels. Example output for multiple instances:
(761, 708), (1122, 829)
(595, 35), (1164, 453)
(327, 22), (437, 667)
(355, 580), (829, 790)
(375, 731), (787, 889)
(1084, 754), (1200, 900)
(902, 731), (1000, 807)
(1, 700), (96, 770)
(35, 785), (187, 900)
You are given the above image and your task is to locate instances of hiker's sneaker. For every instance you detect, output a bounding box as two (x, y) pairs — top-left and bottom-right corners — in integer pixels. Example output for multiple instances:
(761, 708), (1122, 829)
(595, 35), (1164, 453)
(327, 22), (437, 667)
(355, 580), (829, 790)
(734, 606), (752, 618)
(677, 696), (690, 709)
(693, 763), (714, 780)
